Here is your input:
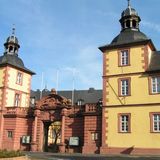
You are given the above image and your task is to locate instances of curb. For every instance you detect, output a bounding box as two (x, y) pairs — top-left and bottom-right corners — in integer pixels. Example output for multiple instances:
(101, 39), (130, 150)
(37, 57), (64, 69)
(0, 156), (30, 160)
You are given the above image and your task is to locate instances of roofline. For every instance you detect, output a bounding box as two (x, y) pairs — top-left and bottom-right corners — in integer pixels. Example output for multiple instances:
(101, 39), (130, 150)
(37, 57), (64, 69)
(145, 70), (160, 74)
(0, 63), (35, 75)
(98, 39), (156, 52)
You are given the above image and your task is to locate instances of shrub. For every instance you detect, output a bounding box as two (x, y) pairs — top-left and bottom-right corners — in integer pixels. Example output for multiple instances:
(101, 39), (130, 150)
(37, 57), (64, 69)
(0, 149), (25, 158)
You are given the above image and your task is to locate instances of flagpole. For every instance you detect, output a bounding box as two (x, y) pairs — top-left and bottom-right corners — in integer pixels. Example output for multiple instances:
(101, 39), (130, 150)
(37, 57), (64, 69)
(56, 69), (59, 94)
(40, 72), (44, 99)
(72, 68), (75, 106)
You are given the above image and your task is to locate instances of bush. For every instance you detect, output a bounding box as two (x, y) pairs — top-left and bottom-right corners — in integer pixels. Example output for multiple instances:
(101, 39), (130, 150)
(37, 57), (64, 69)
(0, 149), (25, 158)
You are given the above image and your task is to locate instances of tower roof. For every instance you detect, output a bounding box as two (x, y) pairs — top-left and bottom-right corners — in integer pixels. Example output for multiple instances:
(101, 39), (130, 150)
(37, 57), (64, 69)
(0, 27), (35, 75)
(4, 26), (20, 49)
(0, 54), (35, 74)
(111, 30), (148, 45)
(121, 0), (138, 17)
(99, 1), (156, 52)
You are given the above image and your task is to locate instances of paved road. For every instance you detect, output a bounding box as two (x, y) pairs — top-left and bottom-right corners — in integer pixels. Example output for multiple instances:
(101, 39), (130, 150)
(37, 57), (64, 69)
(26, 152), (160, 160)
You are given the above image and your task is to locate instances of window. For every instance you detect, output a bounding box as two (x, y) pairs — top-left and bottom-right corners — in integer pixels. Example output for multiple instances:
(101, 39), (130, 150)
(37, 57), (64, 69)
(22, 136), (31, 144)
(150, 113), (160, 132)
(132, 20), (137, 28)
(16, 72), (23, 85)
(118, 78), (131, 96)
(30, 97), (35, 105)
(118, 114), (131, 133)
(14, 93), (21, 107)
(126, 20), (130, 28)
(91, 132), (98, 141)
(77, 99), (84, 106)
(7, 131), (13, 138)
(119, 50), (130, 66)
(151, 77), (160, 94)
(9, 46), (13, 52)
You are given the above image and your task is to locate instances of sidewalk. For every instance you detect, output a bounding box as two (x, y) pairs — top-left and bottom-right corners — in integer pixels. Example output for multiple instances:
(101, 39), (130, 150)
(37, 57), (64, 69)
(24, 151), (160, 160)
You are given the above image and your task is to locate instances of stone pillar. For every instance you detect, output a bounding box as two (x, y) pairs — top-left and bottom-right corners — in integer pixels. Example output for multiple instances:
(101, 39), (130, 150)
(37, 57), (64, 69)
(0, 111), (4, 149)
(59, 108), (67, 153)
(100, 107), (108, 154)
(31, 109), (40, 151)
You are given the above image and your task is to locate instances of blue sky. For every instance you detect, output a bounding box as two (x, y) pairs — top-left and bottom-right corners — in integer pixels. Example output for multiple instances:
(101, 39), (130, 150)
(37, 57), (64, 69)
(0, 0), (160, 91)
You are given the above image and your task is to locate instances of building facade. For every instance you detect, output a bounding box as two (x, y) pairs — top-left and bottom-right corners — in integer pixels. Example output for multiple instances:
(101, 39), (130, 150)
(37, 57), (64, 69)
(0, 1), (160, 155)
(99, 1), (160, 154)
(0, 28), (35, 150)
(0, 28), (102, 154)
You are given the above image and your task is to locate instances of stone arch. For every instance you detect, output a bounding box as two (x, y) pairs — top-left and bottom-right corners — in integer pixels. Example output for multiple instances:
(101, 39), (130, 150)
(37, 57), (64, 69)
(31, 89), (71, 152)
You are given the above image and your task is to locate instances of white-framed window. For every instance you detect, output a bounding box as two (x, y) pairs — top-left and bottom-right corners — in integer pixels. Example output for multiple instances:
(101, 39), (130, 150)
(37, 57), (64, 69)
(151, 77), (160, 94)
(119, 114), (130, 133)
(16, 72), (23, 85)
(153, 114), (160, 132)
(14, 93), (20, 107)
(30, 97), (35, 105)
(77, 99), (84, 106)
(120, 50), (129, 66)
(121, 79), (129, 96)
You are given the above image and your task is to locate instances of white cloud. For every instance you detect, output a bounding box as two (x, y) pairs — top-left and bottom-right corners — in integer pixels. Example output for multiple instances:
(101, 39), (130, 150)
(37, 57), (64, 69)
(36, 45), (103, 91)
(73, 45), (102, 89)
(141, 20), (160, 33)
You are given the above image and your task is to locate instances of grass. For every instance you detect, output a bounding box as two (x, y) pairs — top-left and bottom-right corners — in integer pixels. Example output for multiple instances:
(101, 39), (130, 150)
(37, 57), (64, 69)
(0, 149), (25, 158)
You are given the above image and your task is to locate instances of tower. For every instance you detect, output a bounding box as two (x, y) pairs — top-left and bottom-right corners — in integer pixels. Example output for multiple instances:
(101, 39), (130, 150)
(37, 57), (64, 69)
(0, 27), (34, 150)
(0, 27), (34, 108)
(99, 1), (160, 155)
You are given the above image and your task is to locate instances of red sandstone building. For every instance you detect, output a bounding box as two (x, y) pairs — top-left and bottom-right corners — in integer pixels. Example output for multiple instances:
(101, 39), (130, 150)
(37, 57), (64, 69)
(1, 1), (160, 155)
(0, 28), (102, 153)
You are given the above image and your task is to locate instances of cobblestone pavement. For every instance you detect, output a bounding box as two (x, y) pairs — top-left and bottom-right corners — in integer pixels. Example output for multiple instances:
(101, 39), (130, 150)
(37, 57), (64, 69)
(25, 152), (160, 160)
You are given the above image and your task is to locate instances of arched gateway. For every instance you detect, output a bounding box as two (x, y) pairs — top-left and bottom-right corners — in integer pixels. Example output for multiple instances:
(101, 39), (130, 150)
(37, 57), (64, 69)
(31, 89), (71, 153)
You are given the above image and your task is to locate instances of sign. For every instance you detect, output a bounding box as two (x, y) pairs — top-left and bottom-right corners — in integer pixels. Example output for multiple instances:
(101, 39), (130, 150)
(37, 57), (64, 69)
(69, 137), (79, 146)
(22, 135), (31, 144)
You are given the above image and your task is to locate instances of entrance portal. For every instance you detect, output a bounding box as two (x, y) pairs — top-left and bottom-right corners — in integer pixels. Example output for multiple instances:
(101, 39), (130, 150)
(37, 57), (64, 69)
(32, 89), (71, 152)
(43, 121), (61, 152)
(48, 121), (61, 152)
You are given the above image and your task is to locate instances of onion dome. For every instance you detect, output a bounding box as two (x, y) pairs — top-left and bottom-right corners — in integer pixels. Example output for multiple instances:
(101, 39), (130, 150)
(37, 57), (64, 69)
(121, 0), (138, 17)
(4, 26), (20, 55)
(120, 0), (141, 31)
(98, 0), (156, 52)
(111, 0), (149, 45)
(0, 26), (35, 75)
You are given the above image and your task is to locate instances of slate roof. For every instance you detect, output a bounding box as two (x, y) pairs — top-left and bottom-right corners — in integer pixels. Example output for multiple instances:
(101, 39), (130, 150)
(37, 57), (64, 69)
(31, 88), (102, 105)
(121, 7), (138, 17)
(111, 29), (148, 45)
(0, 54), (35, 75)
(147, 51), (160, 72)
(99, 29), (154, 52)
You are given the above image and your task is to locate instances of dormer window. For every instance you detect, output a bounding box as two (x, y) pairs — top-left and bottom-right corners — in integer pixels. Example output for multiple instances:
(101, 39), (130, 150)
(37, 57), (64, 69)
(16, 72), (23, 85)
(77, 99), (84, 106)
(118, 49), (130, 66)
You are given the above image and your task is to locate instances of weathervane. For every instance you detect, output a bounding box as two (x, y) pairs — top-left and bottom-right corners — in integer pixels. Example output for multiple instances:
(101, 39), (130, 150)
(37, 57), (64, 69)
(12, 24), (15, 35)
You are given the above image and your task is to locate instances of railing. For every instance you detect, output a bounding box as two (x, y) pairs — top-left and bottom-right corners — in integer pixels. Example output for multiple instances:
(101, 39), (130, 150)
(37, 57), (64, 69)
(4, 107), (33, 115)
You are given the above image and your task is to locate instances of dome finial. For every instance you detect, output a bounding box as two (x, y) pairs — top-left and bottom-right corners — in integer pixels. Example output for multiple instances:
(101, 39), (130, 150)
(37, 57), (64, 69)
(12, 24), (15, 35)
(127, 0), (131, 8)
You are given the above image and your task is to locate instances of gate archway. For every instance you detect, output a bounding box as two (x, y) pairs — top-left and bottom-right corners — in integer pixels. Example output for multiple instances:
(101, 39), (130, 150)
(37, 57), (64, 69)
(31, 89), (71, 152)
